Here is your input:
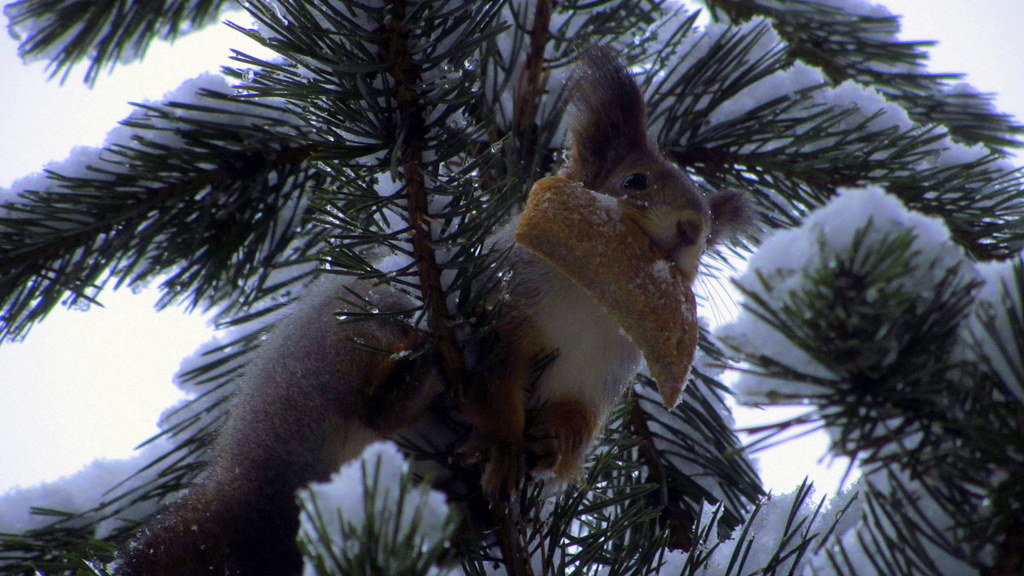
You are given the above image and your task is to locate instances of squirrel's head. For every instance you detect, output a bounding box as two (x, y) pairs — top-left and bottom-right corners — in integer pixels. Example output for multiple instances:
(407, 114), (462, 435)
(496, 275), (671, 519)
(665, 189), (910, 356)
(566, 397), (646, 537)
(560, 46), (752, 278)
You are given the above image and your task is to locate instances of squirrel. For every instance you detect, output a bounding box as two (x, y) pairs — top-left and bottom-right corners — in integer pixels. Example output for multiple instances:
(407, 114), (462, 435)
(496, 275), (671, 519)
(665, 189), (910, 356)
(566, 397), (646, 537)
(117, 46), (752, 576)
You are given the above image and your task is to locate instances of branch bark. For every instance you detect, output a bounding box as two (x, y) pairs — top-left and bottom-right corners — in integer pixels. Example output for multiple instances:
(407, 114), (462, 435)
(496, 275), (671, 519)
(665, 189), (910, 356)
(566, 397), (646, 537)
(381, 4), (531, 576)
(512, 0), (552, 139)
(382, 0), (467, 391)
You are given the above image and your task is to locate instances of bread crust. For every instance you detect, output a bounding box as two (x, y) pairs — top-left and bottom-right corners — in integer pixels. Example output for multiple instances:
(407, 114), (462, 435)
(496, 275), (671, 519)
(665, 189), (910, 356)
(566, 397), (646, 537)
(515, 176), (698, 408)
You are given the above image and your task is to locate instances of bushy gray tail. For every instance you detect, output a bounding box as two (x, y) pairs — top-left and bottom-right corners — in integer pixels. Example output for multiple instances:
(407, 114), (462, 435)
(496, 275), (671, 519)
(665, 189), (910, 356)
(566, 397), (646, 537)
(118, 481), (302, 576)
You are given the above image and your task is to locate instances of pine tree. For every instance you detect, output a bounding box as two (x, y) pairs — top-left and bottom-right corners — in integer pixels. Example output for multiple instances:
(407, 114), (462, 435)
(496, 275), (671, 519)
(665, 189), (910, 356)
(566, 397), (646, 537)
(1, 1), (1022, 575)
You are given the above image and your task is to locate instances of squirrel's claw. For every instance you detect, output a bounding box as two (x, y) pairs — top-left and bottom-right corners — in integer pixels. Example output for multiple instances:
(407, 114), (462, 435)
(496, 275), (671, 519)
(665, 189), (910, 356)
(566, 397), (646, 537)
(524, 422), (560, 473)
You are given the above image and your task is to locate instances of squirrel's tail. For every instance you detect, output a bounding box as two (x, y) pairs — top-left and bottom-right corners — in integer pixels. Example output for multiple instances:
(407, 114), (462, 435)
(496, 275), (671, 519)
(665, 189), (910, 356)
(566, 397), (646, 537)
(117, 479), (303, 576)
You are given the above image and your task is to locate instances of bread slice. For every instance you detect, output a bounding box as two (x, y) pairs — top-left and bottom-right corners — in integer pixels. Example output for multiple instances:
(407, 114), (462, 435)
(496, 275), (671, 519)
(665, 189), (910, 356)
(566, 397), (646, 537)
(515, 176), (697, 408)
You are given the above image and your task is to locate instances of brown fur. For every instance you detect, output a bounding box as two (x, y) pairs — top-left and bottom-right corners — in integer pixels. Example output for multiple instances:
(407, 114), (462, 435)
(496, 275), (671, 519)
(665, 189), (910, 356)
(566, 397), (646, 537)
(531, 396), (599, 479)
(458, 317), (534, 498)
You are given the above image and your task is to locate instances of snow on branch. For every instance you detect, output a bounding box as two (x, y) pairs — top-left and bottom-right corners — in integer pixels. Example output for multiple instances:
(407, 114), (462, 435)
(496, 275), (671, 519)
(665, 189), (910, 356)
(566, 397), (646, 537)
(299, 442), (457, 576)
(4, 0), (230, 84)
(0, 71), (320, 342)
(718, 185), (973, 402)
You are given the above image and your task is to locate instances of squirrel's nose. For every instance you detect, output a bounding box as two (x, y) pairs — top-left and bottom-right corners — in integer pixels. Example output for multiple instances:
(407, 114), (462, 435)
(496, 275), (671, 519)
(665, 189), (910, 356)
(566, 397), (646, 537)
(668, 216), (706, 275)
(638, 213), (705, 274)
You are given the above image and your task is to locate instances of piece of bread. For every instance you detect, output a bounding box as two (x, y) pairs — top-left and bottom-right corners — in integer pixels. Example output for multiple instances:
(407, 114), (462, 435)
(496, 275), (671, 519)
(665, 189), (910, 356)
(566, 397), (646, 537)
(515, 176), (697, 408)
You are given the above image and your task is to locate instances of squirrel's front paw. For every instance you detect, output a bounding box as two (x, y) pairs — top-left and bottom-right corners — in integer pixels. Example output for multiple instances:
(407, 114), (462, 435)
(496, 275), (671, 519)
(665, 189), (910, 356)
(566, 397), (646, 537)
(525, 422), (560, 474)
(480, 441), (525, 501)
(460, 435), (526, 501)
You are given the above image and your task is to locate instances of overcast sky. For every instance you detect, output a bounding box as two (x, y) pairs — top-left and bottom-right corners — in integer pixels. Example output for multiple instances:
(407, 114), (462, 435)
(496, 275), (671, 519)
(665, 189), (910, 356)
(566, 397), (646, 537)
(0, 12), (270, 493)
(1, 1), (1022, 497)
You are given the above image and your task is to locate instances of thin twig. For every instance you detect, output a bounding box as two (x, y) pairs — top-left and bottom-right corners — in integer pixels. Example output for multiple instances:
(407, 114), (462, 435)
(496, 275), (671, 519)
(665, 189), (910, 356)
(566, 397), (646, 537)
(469, 3), (555, 574)
(492, 498), (532, 576)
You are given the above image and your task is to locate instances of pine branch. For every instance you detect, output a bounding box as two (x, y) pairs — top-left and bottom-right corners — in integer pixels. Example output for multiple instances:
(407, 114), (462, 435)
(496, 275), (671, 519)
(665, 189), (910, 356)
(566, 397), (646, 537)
(982, 519), (1024, 576)
(642, 15), (1024, 259)
(966, 258), (1024, 576)
(231, 3), (537, 571)
(299, 444), (459, 576)
(728, 220), (981, 462)
(382, 0), (468, 393)
(0, 142), (321, 272)
(720, 183), (1024, 573)
(666, 478), (858, 576)
(0, 520), (117, 575)
(5, 0), (234, 84)
(0, 84), (324, 343)
(491, 4), (559, 573)
(704, 0), (1024, 151)
(381, 4), (533, 574)
(672, 146), (1024, 260)
(622, 362), (761, 545)
(627, 387), (699, 551)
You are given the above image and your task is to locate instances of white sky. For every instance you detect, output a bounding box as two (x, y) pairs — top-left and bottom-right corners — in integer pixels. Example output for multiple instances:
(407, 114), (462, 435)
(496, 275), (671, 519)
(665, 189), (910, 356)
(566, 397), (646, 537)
(0, 12), (270, 493)
(0, 1), (1022, 498)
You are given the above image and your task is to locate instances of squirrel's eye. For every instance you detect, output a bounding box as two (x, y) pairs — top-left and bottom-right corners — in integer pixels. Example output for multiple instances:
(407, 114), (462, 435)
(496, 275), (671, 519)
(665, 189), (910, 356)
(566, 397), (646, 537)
(621, 172), (648, 191)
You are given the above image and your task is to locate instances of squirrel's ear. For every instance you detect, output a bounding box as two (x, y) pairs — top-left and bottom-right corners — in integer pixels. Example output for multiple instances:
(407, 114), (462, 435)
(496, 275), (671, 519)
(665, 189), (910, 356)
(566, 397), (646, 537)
(707, 188), (756, 247)
(563, 45), (653, 188)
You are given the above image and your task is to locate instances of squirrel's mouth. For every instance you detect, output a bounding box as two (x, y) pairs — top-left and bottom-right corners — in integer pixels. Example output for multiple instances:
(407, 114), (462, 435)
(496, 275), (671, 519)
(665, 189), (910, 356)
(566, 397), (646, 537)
(635, 211), (707, 275)
(650, 236), (705, 277)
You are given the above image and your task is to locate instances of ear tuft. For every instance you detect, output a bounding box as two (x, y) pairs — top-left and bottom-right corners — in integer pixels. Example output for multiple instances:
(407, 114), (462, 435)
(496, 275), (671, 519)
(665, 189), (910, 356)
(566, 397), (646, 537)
(707, 188), (756, 247)
(562, 45), (652, 188)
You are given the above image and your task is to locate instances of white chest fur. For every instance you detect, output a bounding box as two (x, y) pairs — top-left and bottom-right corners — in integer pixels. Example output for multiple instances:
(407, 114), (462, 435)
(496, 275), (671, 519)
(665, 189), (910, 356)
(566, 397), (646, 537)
(528, 261), (642, 416)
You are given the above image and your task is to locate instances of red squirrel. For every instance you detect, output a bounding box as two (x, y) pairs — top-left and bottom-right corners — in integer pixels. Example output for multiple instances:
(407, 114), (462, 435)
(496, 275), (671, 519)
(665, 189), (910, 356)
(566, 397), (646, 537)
(118, 47), (751, 576)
